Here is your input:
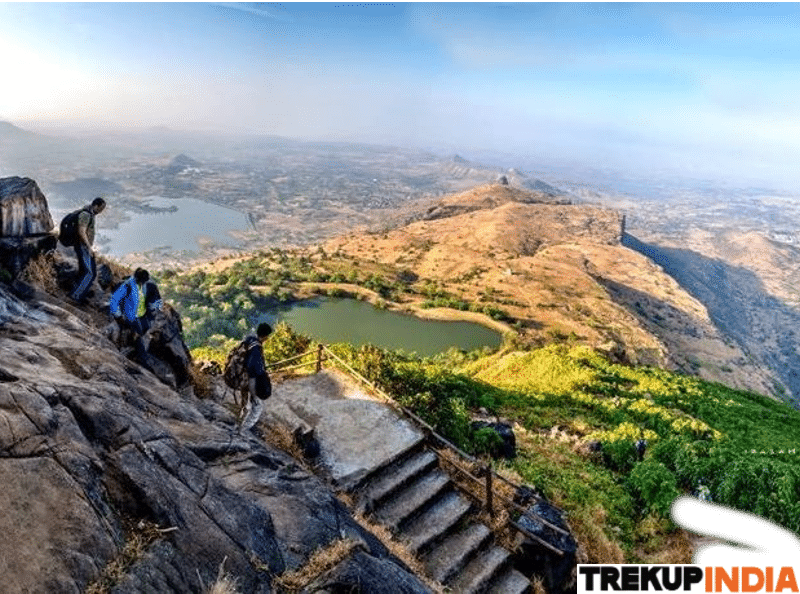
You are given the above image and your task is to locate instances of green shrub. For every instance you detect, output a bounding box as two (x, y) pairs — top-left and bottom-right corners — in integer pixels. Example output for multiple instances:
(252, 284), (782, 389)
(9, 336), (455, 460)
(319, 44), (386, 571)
(627, 460), (679, 517)
(262, 322), (312, 364)
(472, 427), (505, 458)
(602, 440), (640, 473)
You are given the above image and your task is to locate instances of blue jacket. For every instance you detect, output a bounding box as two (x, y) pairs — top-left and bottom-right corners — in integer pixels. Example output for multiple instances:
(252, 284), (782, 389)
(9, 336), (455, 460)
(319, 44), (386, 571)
(110, 277), (163, 322)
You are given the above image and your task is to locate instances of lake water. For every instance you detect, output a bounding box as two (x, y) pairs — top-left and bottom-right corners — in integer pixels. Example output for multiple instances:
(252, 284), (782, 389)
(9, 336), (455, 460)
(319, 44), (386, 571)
(98, 197), (249, 257)
(263, 297), (503, 357)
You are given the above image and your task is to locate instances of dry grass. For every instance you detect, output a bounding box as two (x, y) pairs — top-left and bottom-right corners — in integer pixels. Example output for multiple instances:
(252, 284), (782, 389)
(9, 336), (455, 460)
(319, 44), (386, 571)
(190, 364), (215, 400)
(532, 575), (547, 594)
(85, 519), (164, 594)
(96, 253), (132, 285)
(569, 505), (624, 564)
(260, 420), (307, 463)
(349, 511), (446, 594)
(205, 558), (241, 594)
(20, 252), (59, 294)
(634, 515), (694, 563)
(272, 538), (361, 592)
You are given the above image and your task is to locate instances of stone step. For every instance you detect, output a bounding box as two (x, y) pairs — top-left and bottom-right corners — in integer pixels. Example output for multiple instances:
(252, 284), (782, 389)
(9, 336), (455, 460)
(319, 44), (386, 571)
(339, 432), (428, 492)
(447, 545), (512, 594)
(489, 568), (532, 594)
(423, 522), (492, 584)
(374, 470), (452, 531)
(401, 490), (473, 555)
(356, 449), (440, 515)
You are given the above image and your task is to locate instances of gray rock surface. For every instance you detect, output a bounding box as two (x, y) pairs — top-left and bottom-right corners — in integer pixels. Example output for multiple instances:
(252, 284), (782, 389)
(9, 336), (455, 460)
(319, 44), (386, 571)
(0, 176), (54, 236)
(304, 550), (432, 594)
(0, 280), (428, 593)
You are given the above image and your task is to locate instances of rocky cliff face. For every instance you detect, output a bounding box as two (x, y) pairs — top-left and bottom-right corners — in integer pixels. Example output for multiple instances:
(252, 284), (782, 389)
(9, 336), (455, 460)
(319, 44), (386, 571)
(0, 279), (431, 594)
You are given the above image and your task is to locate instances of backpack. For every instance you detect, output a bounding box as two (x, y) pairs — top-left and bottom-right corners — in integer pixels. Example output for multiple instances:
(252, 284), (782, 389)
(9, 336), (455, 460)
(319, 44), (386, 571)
(59, 207), (91, 247)
(223, 336), (257, 389)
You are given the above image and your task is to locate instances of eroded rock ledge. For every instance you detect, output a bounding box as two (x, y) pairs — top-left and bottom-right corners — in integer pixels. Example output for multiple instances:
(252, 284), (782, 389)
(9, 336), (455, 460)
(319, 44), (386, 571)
(0, 282), (430, 593)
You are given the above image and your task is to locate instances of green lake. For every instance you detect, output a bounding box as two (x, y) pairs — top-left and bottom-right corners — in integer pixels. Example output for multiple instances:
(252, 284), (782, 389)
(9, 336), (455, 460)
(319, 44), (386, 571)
(264, 297), (503, 357)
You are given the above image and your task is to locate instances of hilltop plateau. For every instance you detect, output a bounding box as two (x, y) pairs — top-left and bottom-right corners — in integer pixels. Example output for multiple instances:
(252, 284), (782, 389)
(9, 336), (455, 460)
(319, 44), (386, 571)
(319, 183), (778, 398)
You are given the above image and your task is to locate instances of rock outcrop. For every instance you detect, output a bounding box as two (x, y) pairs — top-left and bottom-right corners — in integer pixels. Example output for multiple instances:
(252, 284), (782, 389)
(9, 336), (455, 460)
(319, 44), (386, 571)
(0, 280), (431, 593)
(0, 177), (57, 277)
(0, 176), (53, 236)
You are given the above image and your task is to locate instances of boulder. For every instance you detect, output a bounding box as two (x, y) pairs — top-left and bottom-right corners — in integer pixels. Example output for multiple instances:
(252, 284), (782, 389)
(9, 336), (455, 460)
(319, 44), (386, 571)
(0, 234), (57, 278)
(513, 498), (578, 594)
(0, 177), (57, 277)
(145, 304), (193, 388)
(471, 420), (516, 459)
(0, 176), (54, 236)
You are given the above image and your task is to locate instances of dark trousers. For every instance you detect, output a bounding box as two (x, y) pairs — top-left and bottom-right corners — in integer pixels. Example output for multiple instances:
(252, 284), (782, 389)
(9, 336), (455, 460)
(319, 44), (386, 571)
(71, 243), (96, 300)
(121, 316), (151, 362)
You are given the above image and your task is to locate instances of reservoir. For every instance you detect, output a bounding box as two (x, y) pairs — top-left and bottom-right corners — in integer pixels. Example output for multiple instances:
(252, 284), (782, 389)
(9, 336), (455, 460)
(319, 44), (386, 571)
(264, 297), (503, 357)
(98, 196), (249, 258)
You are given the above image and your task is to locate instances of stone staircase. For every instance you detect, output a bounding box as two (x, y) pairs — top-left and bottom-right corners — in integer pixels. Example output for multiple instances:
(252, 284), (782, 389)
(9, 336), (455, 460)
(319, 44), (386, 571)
(351, 442), (531, 594)
(263, 371), (540, 593)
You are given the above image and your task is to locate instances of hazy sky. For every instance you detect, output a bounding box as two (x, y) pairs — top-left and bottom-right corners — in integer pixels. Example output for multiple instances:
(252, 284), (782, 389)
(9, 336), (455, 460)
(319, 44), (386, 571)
(2, 2), (800, 186)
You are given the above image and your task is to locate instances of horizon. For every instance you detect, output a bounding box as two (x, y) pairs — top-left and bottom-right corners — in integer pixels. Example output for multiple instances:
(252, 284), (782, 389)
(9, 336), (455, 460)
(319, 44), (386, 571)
(2, 3), (800, 189)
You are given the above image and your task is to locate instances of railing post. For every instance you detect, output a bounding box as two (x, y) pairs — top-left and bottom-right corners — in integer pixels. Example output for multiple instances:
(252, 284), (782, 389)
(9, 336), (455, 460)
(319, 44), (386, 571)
(316, 344), (324, 373)
(485, 465), (494, 518)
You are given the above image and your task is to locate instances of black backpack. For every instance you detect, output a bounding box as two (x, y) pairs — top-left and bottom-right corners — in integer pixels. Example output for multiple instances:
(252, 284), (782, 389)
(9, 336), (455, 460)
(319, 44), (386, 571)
(223, 337), (258, 389)
(59, 207), (91, 247)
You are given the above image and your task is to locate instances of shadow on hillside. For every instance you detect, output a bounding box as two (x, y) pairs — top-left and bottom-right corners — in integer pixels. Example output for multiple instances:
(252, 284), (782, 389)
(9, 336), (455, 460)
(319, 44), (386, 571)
(594, 277), (705, 369)
(620, 233), (800, 403)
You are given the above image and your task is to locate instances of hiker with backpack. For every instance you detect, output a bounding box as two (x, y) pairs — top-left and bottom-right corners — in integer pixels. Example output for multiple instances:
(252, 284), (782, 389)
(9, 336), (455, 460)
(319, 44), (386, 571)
(224, 323), (273, 434)
(109, 268), (163, 361)
(59, 197), (106, 303)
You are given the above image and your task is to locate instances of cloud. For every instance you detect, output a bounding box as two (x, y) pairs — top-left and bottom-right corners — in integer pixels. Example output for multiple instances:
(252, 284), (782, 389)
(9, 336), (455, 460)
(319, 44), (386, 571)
(212, 3), (294, 24)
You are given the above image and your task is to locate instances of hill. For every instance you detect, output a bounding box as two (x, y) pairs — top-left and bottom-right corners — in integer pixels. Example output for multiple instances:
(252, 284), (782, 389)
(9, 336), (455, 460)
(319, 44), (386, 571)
(319, 183), (779, 398)
(155, 185), (800, 563)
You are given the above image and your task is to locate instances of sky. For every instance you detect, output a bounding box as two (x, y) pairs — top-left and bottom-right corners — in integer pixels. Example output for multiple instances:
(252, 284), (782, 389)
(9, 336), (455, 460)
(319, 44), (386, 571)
(2, 2), (800, 187)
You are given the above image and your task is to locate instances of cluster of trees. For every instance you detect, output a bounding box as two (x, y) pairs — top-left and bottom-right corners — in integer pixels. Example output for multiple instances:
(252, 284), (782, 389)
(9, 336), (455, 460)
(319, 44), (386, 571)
(160, 249), (512, 348)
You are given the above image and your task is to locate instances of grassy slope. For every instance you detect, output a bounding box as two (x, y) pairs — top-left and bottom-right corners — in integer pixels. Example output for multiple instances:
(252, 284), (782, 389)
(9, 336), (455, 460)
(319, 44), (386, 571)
(161, 250), (800, 562)
(456, 345), (800, 561)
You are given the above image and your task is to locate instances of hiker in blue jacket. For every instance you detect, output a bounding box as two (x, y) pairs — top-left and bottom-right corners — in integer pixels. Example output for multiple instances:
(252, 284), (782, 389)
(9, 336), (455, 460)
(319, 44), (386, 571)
(109, 268), (163, 359)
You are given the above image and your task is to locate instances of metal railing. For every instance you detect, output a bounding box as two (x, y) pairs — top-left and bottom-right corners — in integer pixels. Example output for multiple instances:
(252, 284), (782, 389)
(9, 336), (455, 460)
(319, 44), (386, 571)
(266, 344), (569, 557)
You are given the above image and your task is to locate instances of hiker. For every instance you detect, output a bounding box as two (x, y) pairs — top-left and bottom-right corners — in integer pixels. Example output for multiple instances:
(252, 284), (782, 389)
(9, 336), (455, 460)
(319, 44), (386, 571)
(109, 268), (163, 361)
(60, 197), (106, 303)
(225, 323), (273, 433)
